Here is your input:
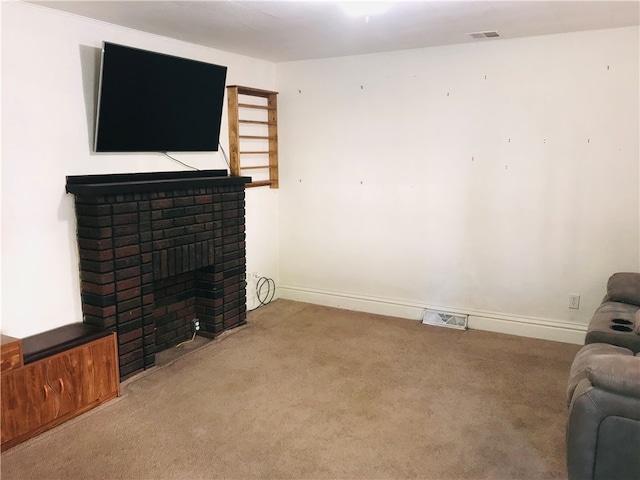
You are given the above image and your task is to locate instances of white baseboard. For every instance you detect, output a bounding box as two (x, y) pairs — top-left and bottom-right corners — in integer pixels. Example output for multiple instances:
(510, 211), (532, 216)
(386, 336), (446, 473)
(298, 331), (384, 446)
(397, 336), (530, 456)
(278, 284), (587, 345)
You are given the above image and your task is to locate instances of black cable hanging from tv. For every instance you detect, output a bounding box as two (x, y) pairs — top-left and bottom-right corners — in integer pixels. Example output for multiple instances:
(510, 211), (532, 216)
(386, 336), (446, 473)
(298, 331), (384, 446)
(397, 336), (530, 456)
(162, 152), (199, 171)
(219, 143), (231, 170)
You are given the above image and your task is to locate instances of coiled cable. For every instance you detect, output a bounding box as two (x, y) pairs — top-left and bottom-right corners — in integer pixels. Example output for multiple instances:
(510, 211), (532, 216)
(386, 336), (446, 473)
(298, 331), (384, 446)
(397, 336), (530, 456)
(256, 276), (276, 306)
(248, 276), (276, 312)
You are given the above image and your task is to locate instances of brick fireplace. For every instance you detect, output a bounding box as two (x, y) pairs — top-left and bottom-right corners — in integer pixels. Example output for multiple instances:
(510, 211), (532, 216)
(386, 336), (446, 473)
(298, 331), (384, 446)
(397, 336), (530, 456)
(66, 170), (250, 380)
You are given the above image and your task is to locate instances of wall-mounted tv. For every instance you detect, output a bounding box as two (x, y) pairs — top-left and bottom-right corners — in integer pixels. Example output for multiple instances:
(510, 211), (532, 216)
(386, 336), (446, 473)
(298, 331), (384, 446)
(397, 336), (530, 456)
(94, 42), (227, 152)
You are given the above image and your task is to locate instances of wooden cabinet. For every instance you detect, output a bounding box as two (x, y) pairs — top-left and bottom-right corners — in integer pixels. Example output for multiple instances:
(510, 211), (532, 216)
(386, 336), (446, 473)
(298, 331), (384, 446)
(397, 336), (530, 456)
(1, 333), (119, 451)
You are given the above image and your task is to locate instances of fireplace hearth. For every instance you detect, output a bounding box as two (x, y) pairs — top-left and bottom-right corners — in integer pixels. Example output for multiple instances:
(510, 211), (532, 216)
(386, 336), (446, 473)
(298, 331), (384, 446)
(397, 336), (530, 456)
(66, 170), (250, 380)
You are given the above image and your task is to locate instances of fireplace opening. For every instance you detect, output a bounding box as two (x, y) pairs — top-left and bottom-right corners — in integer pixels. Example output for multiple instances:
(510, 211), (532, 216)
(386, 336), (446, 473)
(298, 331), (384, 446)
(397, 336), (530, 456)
(154, 272), (197, 351)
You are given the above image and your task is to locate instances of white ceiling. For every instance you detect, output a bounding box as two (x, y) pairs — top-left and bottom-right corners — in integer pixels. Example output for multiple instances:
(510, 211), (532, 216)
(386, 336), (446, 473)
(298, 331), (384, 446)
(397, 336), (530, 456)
(29, 1), (640, 62)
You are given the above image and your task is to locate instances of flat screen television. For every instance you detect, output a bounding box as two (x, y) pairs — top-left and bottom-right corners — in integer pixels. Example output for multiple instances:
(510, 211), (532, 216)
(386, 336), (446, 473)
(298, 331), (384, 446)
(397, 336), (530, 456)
(94, 42), (227, 152)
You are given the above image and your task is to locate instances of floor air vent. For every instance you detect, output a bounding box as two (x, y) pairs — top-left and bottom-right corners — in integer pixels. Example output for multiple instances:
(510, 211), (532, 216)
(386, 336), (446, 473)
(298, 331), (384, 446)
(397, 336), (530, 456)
(422, 309), (468, 330)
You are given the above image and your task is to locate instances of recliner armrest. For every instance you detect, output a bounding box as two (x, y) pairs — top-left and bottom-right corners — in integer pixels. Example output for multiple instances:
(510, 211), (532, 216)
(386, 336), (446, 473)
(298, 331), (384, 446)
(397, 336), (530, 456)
(567, 343), (634, 403)
(587, 355), (640, 399)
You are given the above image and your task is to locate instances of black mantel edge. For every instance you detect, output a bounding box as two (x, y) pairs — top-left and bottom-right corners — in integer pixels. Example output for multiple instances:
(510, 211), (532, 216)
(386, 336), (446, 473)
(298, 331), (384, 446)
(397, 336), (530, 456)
(66, 170), (252, 196)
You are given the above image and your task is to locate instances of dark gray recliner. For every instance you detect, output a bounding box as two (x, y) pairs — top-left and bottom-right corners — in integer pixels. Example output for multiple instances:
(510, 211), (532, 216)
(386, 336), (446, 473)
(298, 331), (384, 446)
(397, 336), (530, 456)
(566, 342), (640, 480)
(566, 271), (640, 480)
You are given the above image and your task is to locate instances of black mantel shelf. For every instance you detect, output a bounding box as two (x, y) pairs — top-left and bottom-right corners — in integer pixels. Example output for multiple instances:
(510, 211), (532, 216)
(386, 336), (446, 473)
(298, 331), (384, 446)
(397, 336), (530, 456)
(66, 170), (252, 196)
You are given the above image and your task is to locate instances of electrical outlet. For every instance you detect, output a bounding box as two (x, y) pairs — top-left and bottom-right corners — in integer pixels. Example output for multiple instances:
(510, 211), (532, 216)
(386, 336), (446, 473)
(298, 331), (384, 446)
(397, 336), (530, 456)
(247, 272), (259, 290)
(569, 294), (580, 310)
(191, 318), (200, 333)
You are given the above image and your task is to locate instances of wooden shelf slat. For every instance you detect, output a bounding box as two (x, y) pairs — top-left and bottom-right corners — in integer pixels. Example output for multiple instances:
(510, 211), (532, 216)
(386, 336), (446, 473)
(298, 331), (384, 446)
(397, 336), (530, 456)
(227, 85), (279, 98)
(247, 180), (273, 188)
(241, 165), (270, 170)
(238, 103), (274, 111)
(239, 119), (276, 125)
(239, 135), (271, 140)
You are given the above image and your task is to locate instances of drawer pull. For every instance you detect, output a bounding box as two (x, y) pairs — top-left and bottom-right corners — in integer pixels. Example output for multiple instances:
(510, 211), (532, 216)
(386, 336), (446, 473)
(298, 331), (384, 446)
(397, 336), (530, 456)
(43, 384), (50, 400)
(58, 378), (65, 393)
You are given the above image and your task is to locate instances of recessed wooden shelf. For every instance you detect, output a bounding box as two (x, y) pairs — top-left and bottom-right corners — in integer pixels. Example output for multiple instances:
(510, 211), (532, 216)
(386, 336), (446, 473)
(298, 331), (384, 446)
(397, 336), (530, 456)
(227, 85), (279, 189)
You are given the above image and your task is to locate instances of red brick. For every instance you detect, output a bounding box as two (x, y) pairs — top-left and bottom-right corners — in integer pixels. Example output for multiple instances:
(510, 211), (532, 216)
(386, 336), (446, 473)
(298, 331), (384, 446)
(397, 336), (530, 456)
(115, 266), (141, 281)
(116, 276), (141, 291)
(83, 304), (116, 318)
(112, 202), (138, 214)
(79, 249), (114, 261)
(78, 238), (113, 250)
(194, 195), (212, 204)
(82, 282), (115, 296)
(113, 213), (138, 225)
(118, 328), (142, 345)
(114, 234), (140, 247)
(78, 226), (112, 239)
(151, 199), (173, 209)
(118, 308), (142, 323)
(117, 287), (141, 302)
(115, 245), (140, 258)
(80, 271), (114, 285)
(113, 224), (138, 236)
(173, 197), (194, 207)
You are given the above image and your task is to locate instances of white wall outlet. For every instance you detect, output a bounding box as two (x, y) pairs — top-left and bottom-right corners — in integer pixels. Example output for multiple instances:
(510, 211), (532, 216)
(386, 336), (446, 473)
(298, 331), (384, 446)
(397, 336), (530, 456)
(569, 294), (580, 309)
(249, 272), (262, 289)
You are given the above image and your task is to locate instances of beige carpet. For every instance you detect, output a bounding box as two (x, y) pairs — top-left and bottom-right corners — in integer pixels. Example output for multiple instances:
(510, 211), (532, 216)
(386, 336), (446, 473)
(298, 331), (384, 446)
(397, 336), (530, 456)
(1, 300), (580, 479)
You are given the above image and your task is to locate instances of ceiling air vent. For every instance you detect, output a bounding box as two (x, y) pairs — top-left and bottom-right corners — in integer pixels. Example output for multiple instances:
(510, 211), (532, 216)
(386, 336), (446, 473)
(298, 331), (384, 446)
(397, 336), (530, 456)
(467, 31), (500, 39)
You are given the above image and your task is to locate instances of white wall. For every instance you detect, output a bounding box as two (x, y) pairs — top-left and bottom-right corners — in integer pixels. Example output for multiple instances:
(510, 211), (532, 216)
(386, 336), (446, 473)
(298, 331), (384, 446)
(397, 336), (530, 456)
(276, 27), (640, 343)
(1, 2), (279, 337)
(2, 2), (638, 344)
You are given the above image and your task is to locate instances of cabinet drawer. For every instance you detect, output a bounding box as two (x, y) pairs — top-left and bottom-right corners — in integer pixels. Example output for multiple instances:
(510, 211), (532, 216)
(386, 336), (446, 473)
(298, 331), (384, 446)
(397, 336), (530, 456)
(1, 363), (58, 444)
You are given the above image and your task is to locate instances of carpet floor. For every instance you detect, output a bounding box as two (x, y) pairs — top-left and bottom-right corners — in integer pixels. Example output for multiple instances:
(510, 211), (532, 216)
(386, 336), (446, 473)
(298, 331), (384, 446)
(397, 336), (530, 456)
(1, 300), (580, 479)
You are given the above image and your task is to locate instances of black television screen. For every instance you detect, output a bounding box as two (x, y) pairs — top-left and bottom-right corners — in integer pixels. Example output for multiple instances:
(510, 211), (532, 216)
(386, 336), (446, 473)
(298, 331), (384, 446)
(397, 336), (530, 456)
(94, 42), (227, 152)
